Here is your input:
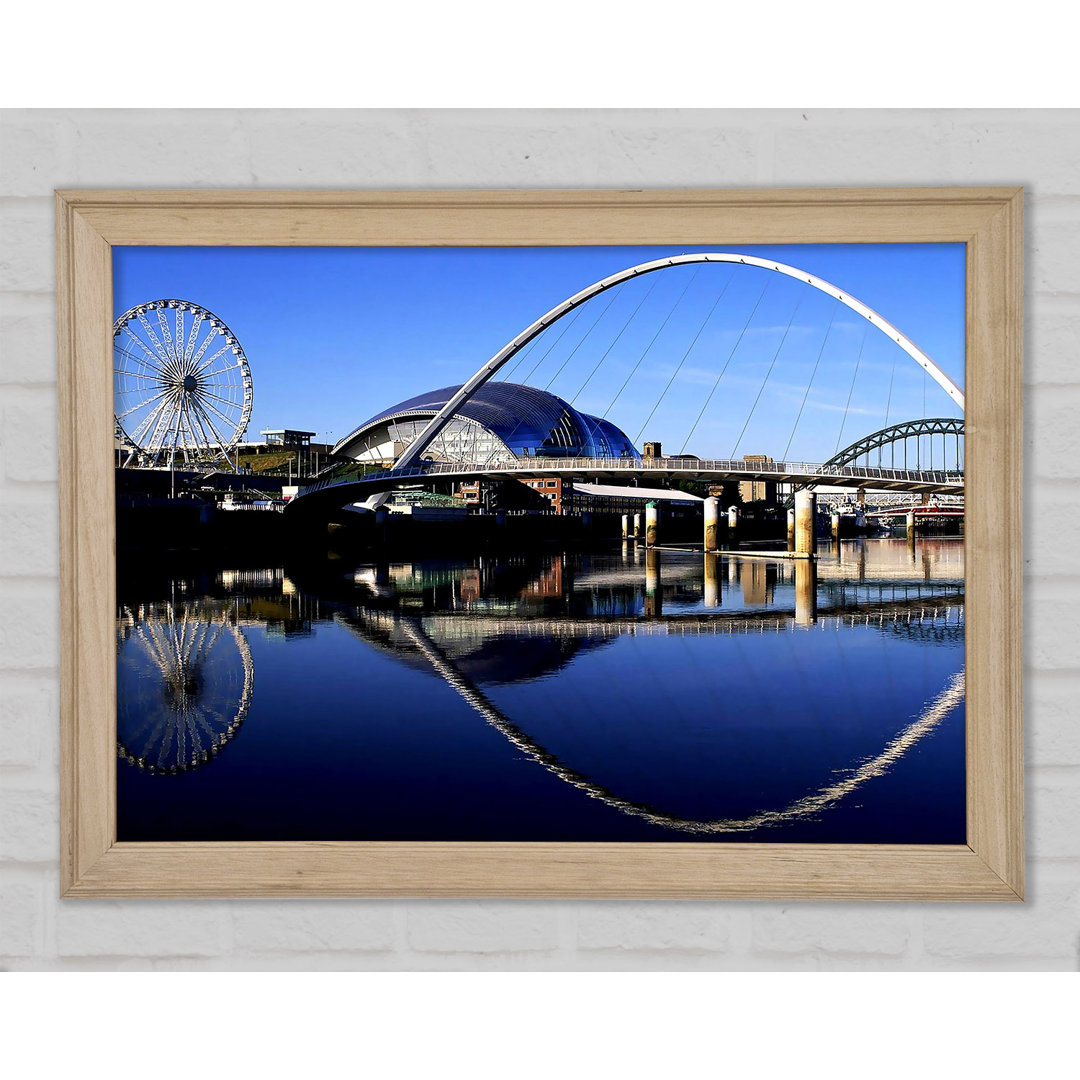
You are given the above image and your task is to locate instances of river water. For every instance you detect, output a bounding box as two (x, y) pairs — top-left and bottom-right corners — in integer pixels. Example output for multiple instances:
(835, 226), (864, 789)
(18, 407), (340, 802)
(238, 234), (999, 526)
(116, 538), (965, 844)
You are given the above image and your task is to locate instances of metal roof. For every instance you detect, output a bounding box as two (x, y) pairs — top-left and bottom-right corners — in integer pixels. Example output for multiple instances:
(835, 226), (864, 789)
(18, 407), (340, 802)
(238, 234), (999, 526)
(336, 382), (639, 461)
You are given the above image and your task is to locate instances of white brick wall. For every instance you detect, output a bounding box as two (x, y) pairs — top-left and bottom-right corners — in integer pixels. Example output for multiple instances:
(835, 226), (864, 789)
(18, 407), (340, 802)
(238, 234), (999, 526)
(1, 108), (1077, 970)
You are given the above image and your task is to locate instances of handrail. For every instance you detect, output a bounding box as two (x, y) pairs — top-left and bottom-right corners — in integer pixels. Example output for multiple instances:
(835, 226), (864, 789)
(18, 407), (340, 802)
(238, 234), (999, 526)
(296, 455), (964, 498)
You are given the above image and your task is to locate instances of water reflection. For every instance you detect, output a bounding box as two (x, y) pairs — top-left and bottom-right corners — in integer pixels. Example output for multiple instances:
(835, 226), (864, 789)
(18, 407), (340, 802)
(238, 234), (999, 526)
(116, 601), (254, 774)
(116, 539), (966, 842)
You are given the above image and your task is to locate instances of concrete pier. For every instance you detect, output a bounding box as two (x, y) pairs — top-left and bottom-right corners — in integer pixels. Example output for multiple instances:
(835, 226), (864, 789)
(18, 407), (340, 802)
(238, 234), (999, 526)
(794, 556), (817, 626)
(794, 489), (816, 556)
(727, 505), (739, 544)
(786, 508), (796, 550)
(704, 496), (720, 552)
(632, 513), (642, 540)
(703, 552), (721, 608)
(645, 501), (659, 547)
(644, 546), (662, 616)
(831, 510), (842, 541)
(622, 514), (630, 540)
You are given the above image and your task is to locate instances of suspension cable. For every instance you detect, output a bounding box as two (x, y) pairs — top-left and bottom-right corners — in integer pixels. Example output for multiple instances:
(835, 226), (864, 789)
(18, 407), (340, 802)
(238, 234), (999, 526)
(633, 268), (736, 446)
(833, 323), (870, 456)
(678, 276), (772, 455)
(527, 285), (622, 390)
(782, 303), (838, 461)
(516, 305), (585, 386)
(601, 268), (700, 420)
(494, 290), (625, 454)
(498, 334), (540, 382)
(567, 276), (660, 404)
(730, 296), (804, 459)
(881, 349), (898, 465)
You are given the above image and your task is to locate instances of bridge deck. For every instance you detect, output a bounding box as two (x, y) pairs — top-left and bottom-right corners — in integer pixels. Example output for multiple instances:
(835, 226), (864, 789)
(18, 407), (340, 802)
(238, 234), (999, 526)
(293, 456), (964, 509)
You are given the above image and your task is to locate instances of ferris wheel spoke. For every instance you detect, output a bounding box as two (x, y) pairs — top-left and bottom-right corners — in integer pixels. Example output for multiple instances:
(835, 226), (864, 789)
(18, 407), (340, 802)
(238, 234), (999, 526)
(198, 358), (245, 379)
(121, 328), (176, 379)
(121, 324), (164, 362)
(191, 342), (233, 378)
(115, 341), (168, 377)
(147, 395), (185, 455)
(176, 398), (203, 457)
(196, 387), (246, 410)
(188, 326), (221, 369)
(137, 314), (176, 367)
(133, 623), (175, 680)
(188, 396), (232, 449)
(128, 393), (175, 449)
(116, 387), (172, 422)
(156, 309), (180, 366)
(124, 710), (164, 749)
(185, 395), (223, 449)
(195, 621), (228, 663)
(135, 720), (168, 761)
(187, 402), (221, 453)
(174, 309), (185, 367)
(182, 312), (205, 369)
(196, 395), (245, 436)
(115, 369), (169, 388)
(139, 392), (181, 452)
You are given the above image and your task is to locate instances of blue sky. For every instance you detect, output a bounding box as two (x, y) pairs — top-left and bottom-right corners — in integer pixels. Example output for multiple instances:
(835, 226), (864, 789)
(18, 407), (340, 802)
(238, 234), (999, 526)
(113, 243), (964, 462)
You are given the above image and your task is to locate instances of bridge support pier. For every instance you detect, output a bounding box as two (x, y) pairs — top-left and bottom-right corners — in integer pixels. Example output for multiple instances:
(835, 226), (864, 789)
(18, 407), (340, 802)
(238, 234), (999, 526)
(831, 510), (842, 542)
(645, 501), (659, 547)
(786, 508), (796, 550)
(622, 514), (630, 541)
(727, 505), (739, 543)
(704, 497), (720, 552)
(633, 513), (642, 541)
(794, 490), (816, 556)
(645, 547), (662, 616)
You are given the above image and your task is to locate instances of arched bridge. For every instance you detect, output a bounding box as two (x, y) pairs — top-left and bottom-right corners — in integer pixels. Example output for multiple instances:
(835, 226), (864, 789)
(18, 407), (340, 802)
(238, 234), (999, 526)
(288, 454), (964, 517)
(290, 252), (965, 517)
(823, 417), (964, 473)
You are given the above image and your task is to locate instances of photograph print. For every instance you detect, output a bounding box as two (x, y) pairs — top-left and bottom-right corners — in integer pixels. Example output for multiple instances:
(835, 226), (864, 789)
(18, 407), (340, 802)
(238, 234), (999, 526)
(112, 241), (966, 845)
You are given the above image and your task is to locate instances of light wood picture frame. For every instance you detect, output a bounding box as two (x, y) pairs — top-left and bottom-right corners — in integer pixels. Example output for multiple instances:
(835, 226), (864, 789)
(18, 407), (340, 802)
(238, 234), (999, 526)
(57, 187), (1023, 899)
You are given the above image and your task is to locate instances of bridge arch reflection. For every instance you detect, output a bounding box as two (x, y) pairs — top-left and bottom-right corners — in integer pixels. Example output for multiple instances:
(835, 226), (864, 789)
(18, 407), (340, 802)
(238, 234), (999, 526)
(336, 594), (964, 835)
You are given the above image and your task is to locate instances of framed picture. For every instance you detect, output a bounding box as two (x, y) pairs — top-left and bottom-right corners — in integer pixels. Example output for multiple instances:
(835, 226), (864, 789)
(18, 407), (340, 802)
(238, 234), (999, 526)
(57, 187), (1023, 899)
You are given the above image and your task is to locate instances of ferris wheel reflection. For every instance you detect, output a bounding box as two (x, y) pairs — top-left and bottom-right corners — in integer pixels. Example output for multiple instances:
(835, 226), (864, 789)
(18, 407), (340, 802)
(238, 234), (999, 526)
(116, 600), (254, 775)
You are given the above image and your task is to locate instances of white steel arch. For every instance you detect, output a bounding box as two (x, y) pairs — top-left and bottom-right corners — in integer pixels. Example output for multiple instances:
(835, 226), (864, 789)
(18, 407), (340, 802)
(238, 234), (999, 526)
(389, 252), (965, 473)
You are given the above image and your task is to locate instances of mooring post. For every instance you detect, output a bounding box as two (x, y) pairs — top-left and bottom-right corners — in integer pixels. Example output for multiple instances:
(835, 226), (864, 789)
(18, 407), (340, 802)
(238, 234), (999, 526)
(622, 514), (630, 541)
(704, 496), (720, 552)
(794, 489), (816, 556)
(786, 508), (796, 551)
(831, 509), (842, 542)
(727, 505), (739, 544)
(645, 501), (659, 547)
(632, 512), (642, 540)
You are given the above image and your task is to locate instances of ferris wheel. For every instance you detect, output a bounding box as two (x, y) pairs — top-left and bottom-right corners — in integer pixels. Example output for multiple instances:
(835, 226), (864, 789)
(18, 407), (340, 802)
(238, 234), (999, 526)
(114, 299), (253, 468)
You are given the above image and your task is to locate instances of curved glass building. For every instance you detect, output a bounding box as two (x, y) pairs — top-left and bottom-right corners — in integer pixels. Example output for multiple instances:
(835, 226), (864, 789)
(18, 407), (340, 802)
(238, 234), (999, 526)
(334, 382), (640, 465)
